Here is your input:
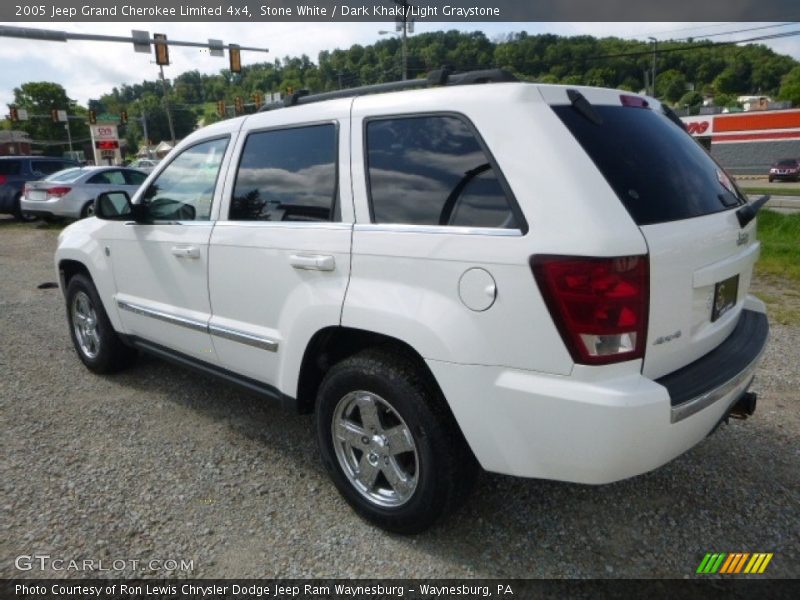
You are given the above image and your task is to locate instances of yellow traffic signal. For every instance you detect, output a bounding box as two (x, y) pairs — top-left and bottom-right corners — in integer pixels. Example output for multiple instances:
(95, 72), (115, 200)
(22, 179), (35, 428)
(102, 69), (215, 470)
(51, 109), (59, 123)
(89, 110), (97, 125)
(120, 110), (128, 124)
(252, 93), (262, 108)
(154, 33), (170, 66)
(9, 106), (18, 122)
(217, 100), (226, 117)
(234, 96), (244, 115)
(229, 44), (241, 73)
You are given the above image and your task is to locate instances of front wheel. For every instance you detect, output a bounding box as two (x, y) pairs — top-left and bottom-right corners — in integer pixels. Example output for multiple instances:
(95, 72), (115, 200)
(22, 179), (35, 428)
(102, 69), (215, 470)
(316, 348), (477, 533)
(65, 274), (136, 373)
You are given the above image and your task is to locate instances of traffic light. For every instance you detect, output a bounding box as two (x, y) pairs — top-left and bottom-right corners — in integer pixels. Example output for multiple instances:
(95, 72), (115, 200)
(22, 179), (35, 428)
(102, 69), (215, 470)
(252, 93), (262, 109)
(229, 44), (241, 73)
(51, 109), (59, 123)
(234, 96), (244, 115)
(9, 106), (18, 122)
(154, 33), (170, 66)
(120, 110), (128, 125)
(89, 110), (97, 125)
(216, 100), (226, 117)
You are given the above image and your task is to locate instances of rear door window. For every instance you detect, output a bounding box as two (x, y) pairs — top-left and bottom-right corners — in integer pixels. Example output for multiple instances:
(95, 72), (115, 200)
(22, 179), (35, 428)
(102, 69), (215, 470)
(365, 115), (520, 229)
(552, 104), (746, 225)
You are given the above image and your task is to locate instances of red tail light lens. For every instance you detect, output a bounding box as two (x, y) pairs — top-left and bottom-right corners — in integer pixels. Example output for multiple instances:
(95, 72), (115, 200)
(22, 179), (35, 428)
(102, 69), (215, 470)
(46, 187), (71, 197)
(532, 255), (649, 365)
(620, 94), (650, 109)
(0, 175), (7, 185)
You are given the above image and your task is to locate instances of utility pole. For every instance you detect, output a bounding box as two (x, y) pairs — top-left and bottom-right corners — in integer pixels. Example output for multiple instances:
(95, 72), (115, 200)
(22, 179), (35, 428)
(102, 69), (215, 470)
(64, 122), (73, 155)
(649, 37), (658, 97)
(158, 64), (176, 146)
(140, 111), (150, 157)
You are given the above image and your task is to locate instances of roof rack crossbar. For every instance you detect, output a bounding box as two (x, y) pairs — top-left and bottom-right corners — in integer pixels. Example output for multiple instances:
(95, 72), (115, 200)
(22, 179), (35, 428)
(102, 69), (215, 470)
(258, 68), (518, 112)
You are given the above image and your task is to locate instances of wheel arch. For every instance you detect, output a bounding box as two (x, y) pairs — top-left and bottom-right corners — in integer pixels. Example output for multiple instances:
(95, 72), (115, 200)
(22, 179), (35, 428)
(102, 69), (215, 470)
(295, 326), (445, 415)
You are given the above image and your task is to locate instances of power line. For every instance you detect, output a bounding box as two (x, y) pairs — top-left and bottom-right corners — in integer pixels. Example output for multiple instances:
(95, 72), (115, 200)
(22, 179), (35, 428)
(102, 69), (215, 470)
(670, 22), (798, 42)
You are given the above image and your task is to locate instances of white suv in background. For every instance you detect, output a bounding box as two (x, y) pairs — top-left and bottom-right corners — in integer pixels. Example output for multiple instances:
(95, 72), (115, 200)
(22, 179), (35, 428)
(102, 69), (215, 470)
(55, 70), (769, 533)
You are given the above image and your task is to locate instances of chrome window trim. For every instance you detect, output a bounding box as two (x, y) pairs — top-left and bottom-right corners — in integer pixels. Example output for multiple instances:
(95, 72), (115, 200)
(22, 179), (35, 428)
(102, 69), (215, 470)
(117, 299), (279, 352)
(208, 324), (279, 352)
(214, 221), (352, 230)
(353, 223), (523, 237)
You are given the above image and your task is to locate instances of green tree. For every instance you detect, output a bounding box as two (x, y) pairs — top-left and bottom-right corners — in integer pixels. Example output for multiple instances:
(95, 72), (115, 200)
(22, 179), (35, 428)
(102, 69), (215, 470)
(12, 82), (88, 157)
(777, 66), (800, 106)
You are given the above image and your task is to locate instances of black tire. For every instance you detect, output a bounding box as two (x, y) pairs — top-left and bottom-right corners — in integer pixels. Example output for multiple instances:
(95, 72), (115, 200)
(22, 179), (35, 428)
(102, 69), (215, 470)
(65, 273), (136, 373)
(13, 193), (37, 222)
(316, 348), (478, 533)
(768, 176), (774, 183)
(81, 200), (95, 219)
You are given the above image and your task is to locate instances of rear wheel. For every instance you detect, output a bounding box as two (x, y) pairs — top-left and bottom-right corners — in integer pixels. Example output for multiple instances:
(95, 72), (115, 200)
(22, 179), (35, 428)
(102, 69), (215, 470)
(65, 274), (136, 373)
(81, 200), (96, 219)
(316, 348), (477, 533)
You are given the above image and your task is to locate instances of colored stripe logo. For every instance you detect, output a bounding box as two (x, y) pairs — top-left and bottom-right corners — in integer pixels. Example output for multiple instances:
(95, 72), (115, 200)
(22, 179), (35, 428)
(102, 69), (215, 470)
(696, 552), (773, 574)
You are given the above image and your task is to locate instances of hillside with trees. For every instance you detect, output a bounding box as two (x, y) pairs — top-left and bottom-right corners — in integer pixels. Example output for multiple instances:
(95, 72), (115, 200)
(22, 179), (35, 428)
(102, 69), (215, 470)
(8, 31), (800, 155)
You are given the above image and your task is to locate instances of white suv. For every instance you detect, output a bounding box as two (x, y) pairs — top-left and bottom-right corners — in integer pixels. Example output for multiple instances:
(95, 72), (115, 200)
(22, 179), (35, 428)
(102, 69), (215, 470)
(55, 70), (769, 533)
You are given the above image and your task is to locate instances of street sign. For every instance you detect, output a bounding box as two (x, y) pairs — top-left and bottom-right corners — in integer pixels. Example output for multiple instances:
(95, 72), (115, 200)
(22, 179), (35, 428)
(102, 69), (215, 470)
(57, 110), (67, 122)
(209, 39), (224, 57)
(17, 108), (28, 121)
(132, 30), (150, 53)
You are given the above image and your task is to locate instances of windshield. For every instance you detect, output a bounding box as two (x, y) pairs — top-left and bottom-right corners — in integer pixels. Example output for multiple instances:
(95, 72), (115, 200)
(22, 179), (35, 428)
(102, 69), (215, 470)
(775, 159), (798, 167)
(552, 104), (747, 226)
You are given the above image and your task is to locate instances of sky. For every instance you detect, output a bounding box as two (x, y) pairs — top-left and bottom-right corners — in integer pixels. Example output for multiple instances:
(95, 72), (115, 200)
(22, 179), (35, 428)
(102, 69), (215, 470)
(1, 21), (800, 110)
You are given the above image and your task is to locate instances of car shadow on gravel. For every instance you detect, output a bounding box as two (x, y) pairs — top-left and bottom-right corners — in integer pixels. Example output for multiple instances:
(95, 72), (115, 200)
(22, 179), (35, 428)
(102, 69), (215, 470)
(106, 353), (797, 578)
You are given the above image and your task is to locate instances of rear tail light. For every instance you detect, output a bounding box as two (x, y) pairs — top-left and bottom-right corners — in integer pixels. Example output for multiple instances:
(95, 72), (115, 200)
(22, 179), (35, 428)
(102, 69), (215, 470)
(46, 187), (71, 197)
(0, 175), (6, 185)
(532, 255), (649, 365)
(620, 94), (650, 109)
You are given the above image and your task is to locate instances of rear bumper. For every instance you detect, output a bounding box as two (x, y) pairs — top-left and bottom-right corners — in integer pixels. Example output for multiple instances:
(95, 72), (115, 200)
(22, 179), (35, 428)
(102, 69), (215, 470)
(20, 195), (82, 219)
(428, 304), (769, 484)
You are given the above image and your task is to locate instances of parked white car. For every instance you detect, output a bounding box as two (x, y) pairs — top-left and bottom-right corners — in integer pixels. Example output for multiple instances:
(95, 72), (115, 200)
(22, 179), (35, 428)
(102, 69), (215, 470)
(55, 70), (769, 532)
(22, 166), (147, 220)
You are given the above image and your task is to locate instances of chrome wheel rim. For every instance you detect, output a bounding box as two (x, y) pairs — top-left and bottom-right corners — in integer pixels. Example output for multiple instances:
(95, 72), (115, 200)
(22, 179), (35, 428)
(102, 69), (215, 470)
(72, 291), (100, 359)
(331, 391), (419, 508)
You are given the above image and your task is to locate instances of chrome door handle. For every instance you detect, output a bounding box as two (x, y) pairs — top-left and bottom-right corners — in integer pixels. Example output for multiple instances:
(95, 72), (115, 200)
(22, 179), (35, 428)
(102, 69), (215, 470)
(171, 245), (200, 259)
(289, 254), (335, 271)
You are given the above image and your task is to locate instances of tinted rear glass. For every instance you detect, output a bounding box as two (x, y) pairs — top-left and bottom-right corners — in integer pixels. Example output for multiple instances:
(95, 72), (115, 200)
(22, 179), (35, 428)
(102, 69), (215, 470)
(552, 104), (746, 225)
(0, 160), (22, 175)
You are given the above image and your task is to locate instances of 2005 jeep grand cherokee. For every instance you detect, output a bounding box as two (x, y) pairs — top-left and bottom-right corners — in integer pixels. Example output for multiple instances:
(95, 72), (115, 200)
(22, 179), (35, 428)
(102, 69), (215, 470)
(55, 70), (769, 532)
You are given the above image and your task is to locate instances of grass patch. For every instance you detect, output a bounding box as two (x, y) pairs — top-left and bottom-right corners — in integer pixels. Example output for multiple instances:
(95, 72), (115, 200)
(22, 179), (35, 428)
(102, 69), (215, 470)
(756, 210), (800, 282)
(739, 186), (800, 197)
(751, 210), (800, 325)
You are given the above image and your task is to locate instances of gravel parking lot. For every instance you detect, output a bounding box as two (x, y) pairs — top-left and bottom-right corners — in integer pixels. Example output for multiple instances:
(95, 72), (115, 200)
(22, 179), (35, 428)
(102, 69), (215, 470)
(1, 218), (798, 579)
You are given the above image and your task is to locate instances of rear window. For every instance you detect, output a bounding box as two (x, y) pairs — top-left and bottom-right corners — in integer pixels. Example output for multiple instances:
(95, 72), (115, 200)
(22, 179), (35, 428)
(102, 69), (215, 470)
(0, 160), (22, 175)
(552, 104), (746, 225)
(46, 168), (84, 183)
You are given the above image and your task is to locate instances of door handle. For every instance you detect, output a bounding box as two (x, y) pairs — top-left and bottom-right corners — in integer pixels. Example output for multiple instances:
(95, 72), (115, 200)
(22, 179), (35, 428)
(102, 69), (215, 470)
(171, 245), (200, 259)
(289, 254), (335, 271)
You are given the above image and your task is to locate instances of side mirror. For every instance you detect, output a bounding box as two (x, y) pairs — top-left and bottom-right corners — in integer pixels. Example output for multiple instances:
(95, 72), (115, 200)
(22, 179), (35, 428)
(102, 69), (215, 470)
(95, 191), (146, 221)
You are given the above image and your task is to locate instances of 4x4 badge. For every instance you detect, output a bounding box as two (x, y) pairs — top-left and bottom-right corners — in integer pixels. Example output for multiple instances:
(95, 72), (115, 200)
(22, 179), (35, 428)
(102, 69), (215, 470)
(737, 232), (749, 246)
(654, 330), (682, 345)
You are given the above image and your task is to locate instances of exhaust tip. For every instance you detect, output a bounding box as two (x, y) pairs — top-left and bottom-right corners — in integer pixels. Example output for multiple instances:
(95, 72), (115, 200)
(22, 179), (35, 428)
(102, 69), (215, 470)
(730, 392), (757, 419)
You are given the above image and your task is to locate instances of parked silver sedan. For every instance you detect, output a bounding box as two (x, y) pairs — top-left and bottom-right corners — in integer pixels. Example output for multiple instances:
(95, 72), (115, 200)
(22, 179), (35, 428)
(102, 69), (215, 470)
(21, 166), (148, 220)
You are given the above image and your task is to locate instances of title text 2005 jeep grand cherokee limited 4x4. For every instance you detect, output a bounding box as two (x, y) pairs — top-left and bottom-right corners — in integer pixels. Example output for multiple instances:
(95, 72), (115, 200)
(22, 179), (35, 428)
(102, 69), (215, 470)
(55, 70), (769, 533)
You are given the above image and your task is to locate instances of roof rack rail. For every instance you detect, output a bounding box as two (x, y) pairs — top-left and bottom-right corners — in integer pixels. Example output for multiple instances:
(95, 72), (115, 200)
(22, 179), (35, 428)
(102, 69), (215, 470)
(258, 68), (518, 112)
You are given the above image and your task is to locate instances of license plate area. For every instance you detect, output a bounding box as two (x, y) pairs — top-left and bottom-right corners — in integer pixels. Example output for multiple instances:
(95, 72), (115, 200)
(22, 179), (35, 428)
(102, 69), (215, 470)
(712, 274), (739, 322)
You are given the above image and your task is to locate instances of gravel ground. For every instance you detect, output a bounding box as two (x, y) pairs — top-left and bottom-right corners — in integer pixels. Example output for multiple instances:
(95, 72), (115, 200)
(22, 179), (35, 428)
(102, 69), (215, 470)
(1, 218), (798, 579)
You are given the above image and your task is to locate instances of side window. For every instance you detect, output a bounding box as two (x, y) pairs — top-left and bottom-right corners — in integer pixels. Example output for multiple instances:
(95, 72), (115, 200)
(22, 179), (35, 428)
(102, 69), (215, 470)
(366, 115), (518, 229)
(141, 137), (229, 221)
(88, 170), (126, 185)
(0, 160), (22, 175)
(230, 124), (337, 222)
(124, 170), (147, 186)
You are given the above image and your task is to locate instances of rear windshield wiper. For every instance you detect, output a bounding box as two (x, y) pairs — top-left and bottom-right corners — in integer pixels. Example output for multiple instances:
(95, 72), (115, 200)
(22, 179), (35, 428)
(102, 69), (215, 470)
(736, 194), (770, 228)
(566, 89), (603, 125)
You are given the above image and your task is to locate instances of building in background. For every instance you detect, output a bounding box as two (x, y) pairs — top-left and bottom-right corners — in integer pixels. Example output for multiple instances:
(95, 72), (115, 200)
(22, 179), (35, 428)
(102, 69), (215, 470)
(683, 109), (800, 176)
(0, 130), (32, 156)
